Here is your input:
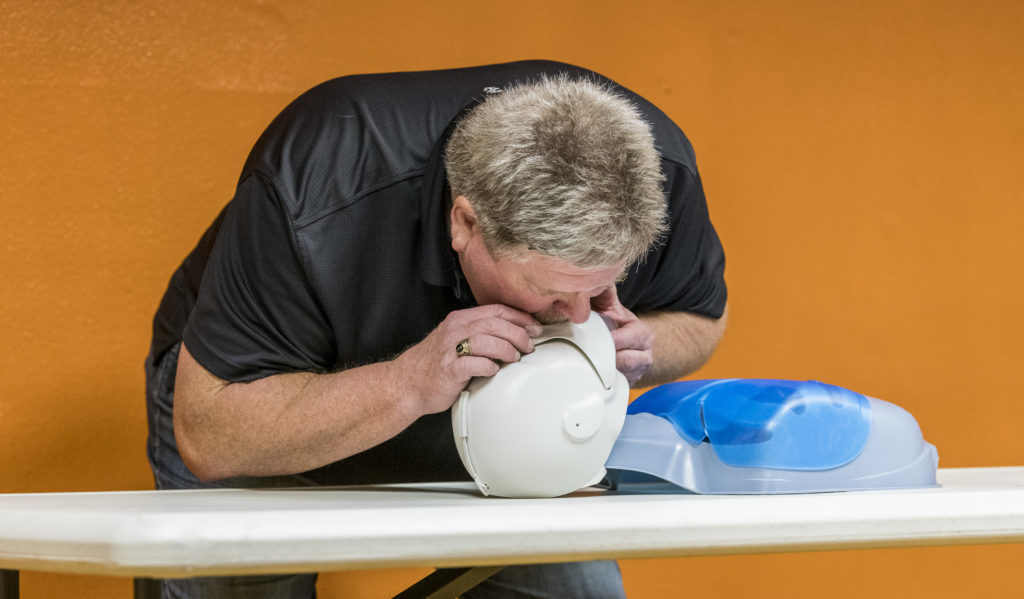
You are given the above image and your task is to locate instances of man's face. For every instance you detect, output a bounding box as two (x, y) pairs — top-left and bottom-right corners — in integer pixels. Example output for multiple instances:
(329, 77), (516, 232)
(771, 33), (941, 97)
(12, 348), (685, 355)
(450, 194), (626, 324)
(456, 232), (625, 325)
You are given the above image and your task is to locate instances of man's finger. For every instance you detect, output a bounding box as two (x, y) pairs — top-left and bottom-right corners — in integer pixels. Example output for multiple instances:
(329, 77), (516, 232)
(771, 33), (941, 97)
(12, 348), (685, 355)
(614, 349), (653, 385)
(458, 334), (522, 364)
(591, 286), (636, 326)
(590, 286), (618, 311)
(451, 354), (501, 381)
(611, 321), (654, 351)
(472, 303), (543, 334)
(465, 317), (537, 354)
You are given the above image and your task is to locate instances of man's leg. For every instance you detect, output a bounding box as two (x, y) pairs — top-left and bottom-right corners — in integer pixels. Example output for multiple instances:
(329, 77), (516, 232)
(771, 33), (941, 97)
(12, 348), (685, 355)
(460, 561), (626, 599)
(160, 574), (317, 599)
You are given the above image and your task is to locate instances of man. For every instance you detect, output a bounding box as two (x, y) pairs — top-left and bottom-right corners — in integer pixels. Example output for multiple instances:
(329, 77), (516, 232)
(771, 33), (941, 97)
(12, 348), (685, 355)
(146, 60), (727, 598)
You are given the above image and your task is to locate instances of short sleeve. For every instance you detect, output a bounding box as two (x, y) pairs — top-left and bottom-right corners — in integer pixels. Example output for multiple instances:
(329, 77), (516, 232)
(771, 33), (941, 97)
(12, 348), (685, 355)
(183, 171), (335, 382)
(618, 160), (727, 318)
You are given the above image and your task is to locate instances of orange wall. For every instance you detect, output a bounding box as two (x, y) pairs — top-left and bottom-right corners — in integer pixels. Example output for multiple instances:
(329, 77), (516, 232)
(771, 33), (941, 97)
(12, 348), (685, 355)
(2, 1), (1022, 597)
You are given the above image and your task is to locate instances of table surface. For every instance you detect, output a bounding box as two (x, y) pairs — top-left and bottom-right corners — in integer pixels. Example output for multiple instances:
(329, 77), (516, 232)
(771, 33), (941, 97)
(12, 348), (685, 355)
(1, 467), (1022, 578)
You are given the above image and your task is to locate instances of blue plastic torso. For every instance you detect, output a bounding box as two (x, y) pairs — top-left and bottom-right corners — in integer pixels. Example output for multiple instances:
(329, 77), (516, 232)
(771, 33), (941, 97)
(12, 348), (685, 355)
(627, 379), (872, 470)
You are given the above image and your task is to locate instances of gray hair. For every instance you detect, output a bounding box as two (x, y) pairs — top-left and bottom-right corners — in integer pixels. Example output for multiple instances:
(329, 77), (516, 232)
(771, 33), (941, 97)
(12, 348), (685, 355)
(445, 74), (667, 268)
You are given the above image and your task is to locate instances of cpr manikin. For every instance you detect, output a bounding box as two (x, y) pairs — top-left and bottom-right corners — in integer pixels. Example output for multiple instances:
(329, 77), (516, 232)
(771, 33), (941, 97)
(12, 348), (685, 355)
(452, 312), (628, 498)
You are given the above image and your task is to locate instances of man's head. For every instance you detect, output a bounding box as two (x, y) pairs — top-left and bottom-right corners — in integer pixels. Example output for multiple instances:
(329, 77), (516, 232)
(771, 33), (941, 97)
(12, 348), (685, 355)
(445, 75), (667, 323)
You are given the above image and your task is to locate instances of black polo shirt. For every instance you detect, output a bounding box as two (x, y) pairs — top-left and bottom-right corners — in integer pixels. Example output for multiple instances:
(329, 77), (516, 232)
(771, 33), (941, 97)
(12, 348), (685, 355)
(149, 60), (726, 484)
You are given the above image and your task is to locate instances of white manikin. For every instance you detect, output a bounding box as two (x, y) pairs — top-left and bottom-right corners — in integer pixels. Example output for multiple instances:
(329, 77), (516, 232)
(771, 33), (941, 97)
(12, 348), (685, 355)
(452, 312), (629, 498)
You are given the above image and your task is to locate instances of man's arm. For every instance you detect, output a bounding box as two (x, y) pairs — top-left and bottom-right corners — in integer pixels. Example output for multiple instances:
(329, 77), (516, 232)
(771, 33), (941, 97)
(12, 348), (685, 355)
(174, 305), (541, 482)
(174, 343), (414, 481)
(635, 305), (727, 387)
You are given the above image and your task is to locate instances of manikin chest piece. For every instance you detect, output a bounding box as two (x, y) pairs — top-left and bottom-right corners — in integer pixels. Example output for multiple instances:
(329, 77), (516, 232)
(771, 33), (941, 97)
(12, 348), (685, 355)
(451, 312), (628, 498)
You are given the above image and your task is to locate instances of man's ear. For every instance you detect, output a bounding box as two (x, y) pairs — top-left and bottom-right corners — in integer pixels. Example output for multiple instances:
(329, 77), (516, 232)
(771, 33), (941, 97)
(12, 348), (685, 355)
(450, 195), (478, 252)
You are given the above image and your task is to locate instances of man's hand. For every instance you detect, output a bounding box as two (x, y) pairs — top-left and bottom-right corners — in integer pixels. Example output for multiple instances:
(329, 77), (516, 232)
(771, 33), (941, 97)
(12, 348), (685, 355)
(392, 304), (542, 416)
(591, 286), (654, 386)
(592, 288), (729, 387)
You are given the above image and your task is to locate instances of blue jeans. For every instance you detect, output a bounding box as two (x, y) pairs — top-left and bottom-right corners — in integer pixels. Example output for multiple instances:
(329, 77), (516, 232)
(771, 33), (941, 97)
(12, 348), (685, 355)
(158, 562), (624, 599)
(146, 344), (626, 599)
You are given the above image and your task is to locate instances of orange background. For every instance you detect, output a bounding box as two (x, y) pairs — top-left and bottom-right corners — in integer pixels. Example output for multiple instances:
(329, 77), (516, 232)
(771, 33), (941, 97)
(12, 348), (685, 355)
(2, 0), (1022, 597)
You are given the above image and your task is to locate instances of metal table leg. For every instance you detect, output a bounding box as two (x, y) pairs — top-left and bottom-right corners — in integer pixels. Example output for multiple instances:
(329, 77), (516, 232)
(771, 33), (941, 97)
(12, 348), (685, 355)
(392, 566), (503, 599)
(0, 570), (18, 599)
(134, 577), (161, 599)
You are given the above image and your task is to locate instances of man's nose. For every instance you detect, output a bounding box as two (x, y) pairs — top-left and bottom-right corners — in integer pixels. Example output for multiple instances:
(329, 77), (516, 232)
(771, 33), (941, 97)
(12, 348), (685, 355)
(562, 295), (591, 324)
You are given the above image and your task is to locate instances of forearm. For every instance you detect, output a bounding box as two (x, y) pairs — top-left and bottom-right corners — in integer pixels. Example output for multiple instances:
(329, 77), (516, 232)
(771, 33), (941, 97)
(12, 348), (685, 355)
(173, 305), (539, 482)
(173, 343), (420, 481)
(636, 304), (728, 387)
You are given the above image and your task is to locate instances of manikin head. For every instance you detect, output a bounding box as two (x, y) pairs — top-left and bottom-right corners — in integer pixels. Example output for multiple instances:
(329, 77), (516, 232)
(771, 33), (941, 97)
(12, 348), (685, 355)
(452, 312), (629, 497)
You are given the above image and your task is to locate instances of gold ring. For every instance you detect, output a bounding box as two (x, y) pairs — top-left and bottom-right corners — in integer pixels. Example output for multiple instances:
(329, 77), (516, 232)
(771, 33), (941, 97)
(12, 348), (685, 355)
(455, 338), (472, 357)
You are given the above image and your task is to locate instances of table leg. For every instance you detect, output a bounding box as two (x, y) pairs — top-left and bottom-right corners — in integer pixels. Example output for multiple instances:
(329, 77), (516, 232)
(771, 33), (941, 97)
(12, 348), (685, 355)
(392, 566), (504, 599)
(134, 577), (161, 599)
(0, 570), (18, 599)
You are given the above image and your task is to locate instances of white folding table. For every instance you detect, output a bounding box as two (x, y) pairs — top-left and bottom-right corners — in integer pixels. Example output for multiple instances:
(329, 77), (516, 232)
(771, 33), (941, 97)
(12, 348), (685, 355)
(1, 467), (1022, 598)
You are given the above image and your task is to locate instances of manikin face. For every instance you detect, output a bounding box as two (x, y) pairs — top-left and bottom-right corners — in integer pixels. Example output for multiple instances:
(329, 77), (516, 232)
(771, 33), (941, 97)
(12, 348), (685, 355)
(450, 196), (625, 324)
